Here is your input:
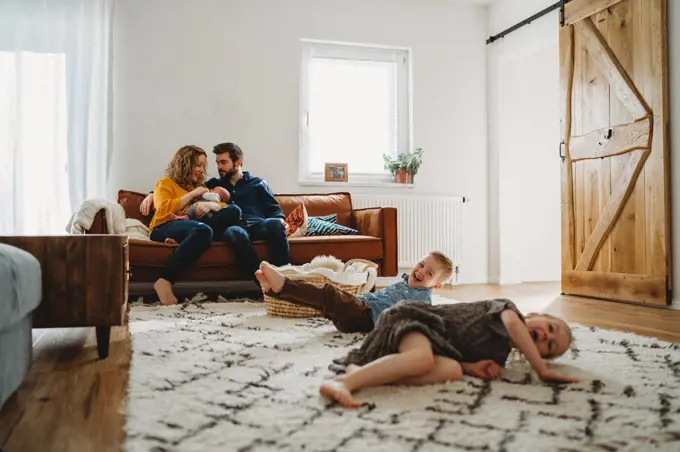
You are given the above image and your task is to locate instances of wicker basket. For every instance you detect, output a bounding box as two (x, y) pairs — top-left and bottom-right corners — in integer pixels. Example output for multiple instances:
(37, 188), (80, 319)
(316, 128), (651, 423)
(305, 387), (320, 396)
(264, 258), (378, 318)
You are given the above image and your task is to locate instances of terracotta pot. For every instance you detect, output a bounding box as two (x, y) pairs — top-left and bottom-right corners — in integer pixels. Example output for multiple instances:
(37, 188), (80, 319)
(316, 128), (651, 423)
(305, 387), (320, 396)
(395, 169), (412, 184)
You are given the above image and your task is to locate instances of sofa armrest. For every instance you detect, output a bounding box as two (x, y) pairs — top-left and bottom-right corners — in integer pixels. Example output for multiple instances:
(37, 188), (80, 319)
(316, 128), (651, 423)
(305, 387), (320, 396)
(352, 207), (397, 276)
(84, 209), (109, 234)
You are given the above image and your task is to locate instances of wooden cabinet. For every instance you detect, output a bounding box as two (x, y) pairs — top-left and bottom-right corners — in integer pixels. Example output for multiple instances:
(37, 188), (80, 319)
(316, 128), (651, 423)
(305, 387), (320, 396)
(0, 235), (129, 358)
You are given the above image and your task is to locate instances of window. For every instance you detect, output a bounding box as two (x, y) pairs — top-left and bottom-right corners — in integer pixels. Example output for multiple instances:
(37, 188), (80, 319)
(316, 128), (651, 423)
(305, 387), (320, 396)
(299, 40), (411, 182)
(0, 51), (71, 234)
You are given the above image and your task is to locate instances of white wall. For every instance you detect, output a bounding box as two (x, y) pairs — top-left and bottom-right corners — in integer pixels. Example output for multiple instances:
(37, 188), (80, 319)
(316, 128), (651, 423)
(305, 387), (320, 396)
(111, 0), (489, 283)
(486, 0), (561, 283)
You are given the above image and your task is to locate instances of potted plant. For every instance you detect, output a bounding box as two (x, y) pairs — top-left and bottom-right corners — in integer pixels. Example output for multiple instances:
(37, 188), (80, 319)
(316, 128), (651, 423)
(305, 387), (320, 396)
(383, 148), (423, 184)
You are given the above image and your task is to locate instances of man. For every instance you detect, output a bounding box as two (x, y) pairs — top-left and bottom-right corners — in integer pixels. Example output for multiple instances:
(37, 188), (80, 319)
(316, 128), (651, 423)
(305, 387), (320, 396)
(140, 142), (290, 277)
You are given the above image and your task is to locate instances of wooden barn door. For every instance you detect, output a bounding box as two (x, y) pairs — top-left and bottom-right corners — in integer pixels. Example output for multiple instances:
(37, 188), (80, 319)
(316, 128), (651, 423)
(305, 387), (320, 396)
(559, 0), (671, 305)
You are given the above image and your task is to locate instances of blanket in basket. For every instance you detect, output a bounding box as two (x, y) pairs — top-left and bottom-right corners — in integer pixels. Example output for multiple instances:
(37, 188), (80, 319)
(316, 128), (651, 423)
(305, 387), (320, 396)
(263, 256), (378, 318)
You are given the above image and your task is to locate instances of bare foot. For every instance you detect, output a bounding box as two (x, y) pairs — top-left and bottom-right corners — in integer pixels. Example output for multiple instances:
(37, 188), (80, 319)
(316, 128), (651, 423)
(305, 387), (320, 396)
(319, 380), (360, 408)
(164, 238), (179, 245)
(345, 364), (361, 375)
(154, 278), (178, 305)
(259, 262), (285, 293)
(255, 270), (269, 292)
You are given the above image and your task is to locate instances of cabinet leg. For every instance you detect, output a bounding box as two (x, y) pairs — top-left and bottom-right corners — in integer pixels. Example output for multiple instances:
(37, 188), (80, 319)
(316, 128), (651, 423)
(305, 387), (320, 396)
(96, 326), (111, 359)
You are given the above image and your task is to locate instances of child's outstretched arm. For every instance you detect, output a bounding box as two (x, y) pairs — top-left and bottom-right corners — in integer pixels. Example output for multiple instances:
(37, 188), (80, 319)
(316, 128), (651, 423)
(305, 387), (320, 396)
(501, 310), (579, 384)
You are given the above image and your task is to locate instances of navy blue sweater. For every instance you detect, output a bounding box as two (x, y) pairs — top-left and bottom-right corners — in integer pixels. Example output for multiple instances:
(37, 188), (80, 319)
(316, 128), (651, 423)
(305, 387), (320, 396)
(205, 171), (284, 226)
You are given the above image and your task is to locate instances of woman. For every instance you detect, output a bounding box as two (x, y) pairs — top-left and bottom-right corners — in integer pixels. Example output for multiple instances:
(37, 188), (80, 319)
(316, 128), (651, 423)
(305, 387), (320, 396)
(149, 145), (240, 305)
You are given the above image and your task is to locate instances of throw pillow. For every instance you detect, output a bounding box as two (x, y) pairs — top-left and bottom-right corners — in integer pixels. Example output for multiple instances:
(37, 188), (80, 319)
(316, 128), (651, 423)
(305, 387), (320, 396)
(313, 213), (337, 223)
(285, 203), (308, 237)
(305, 217), (359, 236)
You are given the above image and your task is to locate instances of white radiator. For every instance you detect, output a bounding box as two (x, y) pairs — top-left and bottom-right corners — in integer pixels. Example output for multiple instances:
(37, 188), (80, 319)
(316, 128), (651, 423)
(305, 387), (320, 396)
(352, 194), (464, 282)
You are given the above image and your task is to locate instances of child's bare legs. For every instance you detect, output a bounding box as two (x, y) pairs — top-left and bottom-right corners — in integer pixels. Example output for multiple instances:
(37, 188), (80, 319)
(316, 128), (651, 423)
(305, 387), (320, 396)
(344, 356), (463, 386)
(320, 332), (440, 408)
(164, 238), (179, 245)
(255, 261), (285, 293)
(345, 364), (361, 374)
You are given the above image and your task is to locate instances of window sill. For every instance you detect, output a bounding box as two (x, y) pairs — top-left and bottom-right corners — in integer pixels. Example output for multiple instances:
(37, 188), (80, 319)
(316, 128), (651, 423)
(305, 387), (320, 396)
(299, 180), (415, 188)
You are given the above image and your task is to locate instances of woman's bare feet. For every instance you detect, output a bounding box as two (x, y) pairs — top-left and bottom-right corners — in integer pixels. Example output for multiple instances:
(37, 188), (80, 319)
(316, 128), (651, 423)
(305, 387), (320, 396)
(154, 278), (178, 305)
(259, 262), (285, 293)
(319, 379), (360, 408)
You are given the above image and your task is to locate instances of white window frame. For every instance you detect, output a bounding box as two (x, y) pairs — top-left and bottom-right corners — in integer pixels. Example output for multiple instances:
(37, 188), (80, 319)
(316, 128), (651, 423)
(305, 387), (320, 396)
(299, 39), (413, 184)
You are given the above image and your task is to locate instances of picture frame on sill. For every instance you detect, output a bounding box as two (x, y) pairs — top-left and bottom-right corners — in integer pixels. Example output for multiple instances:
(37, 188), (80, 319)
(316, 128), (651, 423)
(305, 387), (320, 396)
(324, 163), (348, 182)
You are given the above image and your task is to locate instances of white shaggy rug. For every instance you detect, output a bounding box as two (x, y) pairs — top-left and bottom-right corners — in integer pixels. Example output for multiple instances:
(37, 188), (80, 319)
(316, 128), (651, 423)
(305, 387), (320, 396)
(125, 299), (680, 452)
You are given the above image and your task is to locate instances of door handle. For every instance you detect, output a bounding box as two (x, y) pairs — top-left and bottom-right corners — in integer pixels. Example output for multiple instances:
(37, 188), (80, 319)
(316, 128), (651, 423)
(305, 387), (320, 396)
(559, 140), (566, 162)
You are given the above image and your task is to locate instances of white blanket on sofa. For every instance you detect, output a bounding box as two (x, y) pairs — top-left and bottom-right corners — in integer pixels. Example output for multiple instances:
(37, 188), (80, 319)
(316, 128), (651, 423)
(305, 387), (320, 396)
(66, 198), (151, 240)
(124, 218), (152, 241)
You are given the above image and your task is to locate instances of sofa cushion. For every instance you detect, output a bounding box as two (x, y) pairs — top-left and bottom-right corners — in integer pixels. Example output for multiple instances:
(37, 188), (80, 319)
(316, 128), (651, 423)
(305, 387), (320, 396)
(128, 235), (382, 269)
(306, 217), (359, 236)
(313, 213), (338, 223)
(0, 315), (32, 409)
(0, 244), (42, 329)
(284, 203), (308, 237)
(287, 235), (382, 263)
(276, 193), (353, 227)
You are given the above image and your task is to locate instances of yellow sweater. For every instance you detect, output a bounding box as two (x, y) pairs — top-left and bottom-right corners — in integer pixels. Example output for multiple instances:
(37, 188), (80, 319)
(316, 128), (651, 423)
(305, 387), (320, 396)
(149, 178), (191, 232)
(149, 178), (227, 232)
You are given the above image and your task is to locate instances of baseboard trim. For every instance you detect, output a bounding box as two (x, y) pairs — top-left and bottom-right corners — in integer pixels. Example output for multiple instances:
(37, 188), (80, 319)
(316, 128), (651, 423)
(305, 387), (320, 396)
(497, 279), (523, 286)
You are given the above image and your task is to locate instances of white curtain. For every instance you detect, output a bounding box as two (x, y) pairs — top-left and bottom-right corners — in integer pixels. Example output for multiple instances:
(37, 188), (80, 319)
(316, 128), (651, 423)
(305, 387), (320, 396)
(0, 0), (112, 234)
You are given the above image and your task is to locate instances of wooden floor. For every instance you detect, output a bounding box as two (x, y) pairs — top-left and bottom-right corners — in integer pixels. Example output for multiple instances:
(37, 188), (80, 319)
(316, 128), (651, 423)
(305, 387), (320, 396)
(1, 282), (680, 451)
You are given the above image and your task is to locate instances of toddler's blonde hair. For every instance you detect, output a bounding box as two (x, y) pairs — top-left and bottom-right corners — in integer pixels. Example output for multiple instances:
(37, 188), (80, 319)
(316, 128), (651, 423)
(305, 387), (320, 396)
(428, 251), (455, 282)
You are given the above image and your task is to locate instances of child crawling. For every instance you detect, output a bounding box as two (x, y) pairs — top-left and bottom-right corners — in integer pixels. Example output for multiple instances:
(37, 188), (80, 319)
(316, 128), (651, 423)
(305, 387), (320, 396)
(318, 299), (579, 408)
(255, 251), (453, 333)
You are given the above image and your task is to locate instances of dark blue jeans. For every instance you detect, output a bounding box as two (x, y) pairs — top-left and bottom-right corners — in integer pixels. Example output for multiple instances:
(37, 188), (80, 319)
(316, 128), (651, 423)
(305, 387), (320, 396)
(204, 204), (242, 237)
(222, 218), (290, 278)
(150, 220), (213, 283)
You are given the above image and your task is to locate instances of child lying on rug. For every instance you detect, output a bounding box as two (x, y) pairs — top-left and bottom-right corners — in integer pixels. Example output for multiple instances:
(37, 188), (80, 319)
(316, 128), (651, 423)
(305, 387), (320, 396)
(169, 186), (231, 221)
(255, 251), (454, 333)
(318, 299), (579, 408)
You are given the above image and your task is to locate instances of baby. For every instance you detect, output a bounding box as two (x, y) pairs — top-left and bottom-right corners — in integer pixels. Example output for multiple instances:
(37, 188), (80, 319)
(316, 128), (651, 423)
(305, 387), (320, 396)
(255, 251), (454, 333)
(319, 299), (579, 408)
(170, 186), (231, 221)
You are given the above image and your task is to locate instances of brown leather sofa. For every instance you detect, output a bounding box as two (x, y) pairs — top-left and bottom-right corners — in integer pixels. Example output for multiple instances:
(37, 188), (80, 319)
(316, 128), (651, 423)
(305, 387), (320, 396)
(86, 190), (398, 298)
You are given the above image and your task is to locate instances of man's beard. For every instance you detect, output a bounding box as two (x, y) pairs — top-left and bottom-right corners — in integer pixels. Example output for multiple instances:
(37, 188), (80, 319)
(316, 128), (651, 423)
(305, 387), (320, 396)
(219, 168), (238, 179)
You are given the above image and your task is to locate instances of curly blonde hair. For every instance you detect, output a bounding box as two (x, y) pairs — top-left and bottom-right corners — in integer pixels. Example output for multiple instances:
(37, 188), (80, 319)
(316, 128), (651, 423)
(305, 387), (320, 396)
(165, 145), (207, 190)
